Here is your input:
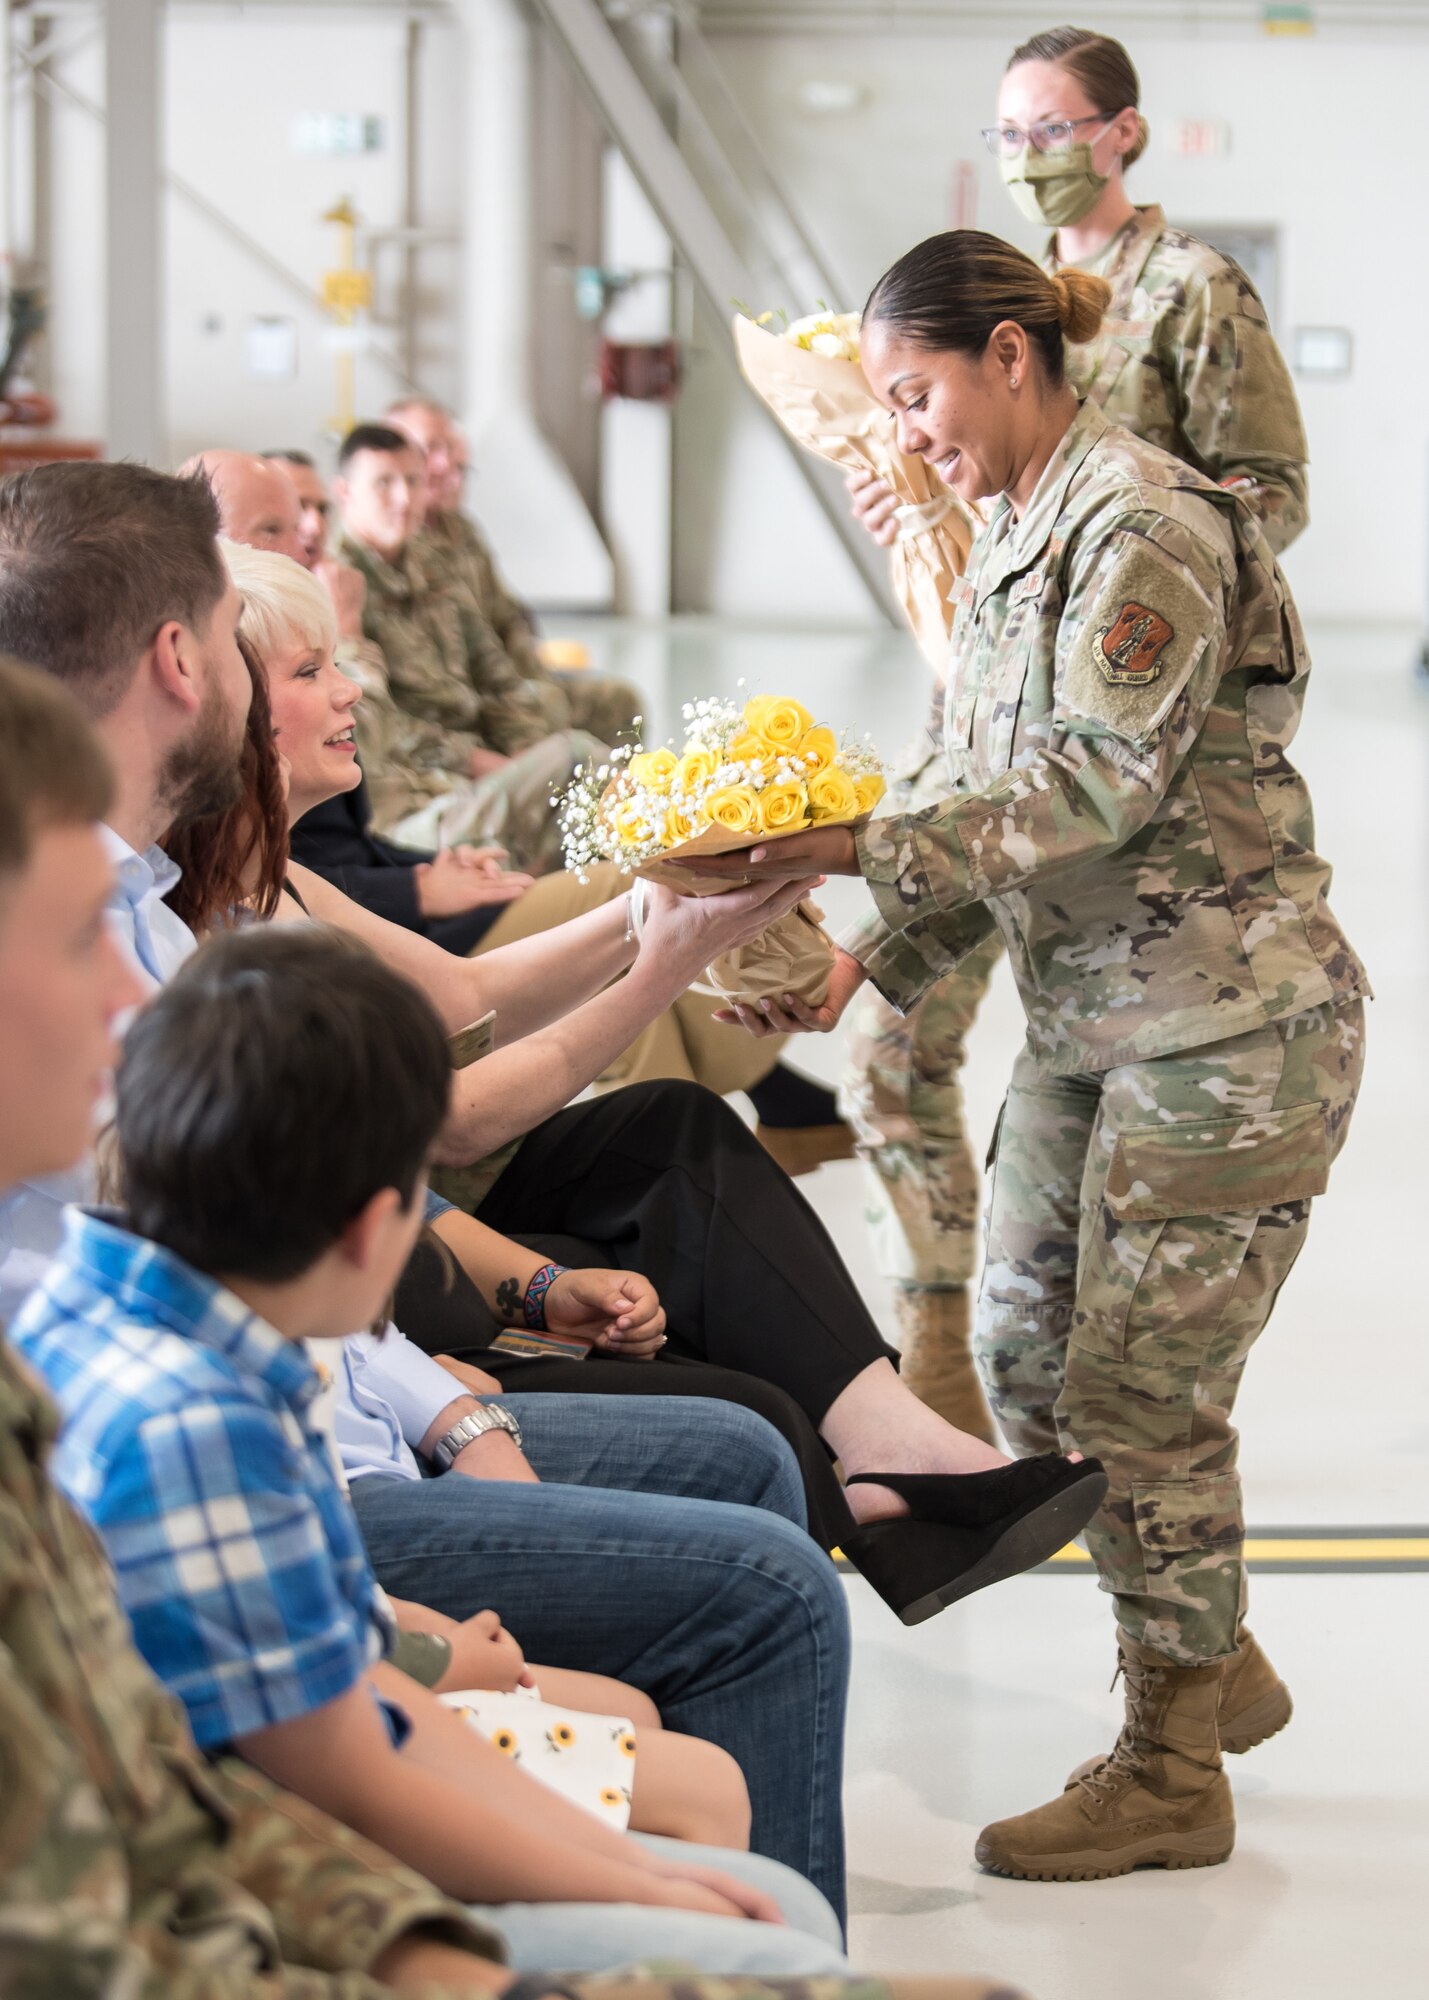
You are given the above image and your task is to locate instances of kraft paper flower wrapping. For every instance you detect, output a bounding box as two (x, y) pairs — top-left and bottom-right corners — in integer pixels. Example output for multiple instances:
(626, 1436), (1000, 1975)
(636, 829), (843, 1011)
(733, 312), (979, 676)
(559, 695), (884, 1010)
(628, 793), (866, 1014)
(701, 896), (835, 1010)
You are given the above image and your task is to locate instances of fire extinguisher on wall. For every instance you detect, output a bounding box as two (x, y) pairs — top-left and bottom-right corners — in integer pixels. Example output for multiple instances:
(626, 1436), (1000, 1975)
(597, 338), (681, 403)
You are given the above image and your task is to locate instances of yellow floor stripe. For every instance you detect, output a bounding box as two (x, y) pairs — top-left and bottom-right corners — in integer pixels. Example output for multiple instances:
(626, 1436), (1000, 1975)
(1043, 1537), (1429, 1565)
(832, 1535), (1429, 1568)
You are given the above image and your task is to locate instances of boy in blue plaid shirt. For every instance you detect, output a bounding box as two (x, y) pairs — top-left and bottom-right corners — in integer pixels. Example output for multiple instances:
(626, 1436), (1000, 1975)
(13, 923), (849, 1975)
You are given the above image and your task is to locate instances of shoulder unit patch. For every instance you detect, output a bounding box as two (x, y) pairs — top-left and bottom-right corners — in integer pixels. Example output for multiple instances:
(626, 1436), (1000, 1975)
(1095, 601), (1174, 685)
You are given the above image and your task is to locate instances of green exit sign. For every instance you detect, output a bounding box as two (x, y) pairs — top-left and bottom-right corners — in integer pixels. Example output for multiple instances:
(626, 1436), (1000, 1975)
(1262, 4), (1315, 33)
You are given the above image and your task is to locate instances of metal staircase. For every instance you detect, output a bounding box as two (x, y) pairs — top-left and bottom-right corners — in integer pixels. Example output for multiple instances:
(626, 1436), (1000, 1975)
(529, 0), (898, 622)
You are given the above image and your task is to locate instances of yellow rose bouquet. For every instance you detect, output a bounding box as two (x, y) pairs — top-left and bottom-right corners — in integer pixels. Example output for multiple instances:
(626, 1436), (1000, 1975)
(733, 308), (979, 675)
(558, 693), (886, 1009)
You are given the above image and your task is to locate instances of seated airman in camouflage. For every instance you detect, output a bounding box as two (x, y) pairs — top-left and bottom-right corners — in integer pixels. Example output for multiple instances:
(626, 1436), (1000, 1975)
(334, 423), (603, 876)
(388, 396), (642, 752)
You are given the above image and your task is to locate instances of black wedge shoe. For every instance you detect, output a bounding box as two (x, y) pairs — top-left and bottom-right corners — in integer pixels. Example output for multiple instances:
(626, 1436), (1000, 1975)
(838, 1455), (1108, 1627)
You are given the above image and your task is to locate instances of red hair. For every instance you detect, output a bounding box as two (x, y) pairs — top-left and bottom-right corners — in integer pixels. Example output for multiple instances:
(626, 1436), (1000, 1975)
(163, 635), (289, 934)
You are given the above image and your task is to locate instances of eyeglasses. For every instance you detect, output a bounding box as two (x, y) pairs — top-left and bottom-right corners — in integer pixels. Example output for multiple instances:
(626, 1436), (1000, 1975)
(980, 116), (1107, 159)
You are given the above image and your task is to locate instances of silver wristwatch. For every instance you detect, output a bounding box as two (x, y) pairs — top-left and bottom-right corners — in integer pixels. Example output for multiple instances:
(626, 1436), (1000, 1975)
(429, 1403), (524, 1471)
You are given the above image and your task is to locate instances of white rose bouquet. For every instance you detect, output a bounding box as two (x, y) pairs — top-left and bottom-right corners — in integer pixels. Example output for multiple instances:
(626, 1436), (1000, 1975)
(734, 308), (978, 674)
(558, 693), (885, 1009)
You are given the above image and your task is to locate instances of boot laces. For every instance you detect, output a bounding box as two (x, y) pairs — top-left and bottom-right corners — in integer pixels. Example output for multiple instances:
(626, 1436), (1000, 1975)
(1080, 1657), (1164, 1801)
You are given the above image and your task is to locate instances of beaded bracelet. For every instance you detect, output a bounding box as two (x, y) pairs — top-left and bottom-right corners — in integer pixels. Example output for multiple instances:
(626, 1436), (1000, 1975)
(522, 1261), (569, 1330)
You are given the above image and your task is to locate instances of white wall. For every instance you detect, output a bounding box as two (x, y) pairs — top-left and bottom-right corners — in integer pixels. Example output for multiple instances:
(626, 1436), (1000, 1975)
(163, 13), (452, 467)
(28, 12), (452, 466)
(23, 4), (612, 601)
(678, 23), (1429, 625)
(19, 9), (1429, 624)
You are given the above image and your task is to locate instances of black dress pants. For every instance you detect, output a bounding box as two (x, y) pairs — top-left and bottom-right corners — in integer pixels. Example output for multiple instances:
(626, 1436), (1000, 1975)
(399, 1081), (898, 1549)
(477, 1081), (896, 1412)
(396, 1243), (855, 1550)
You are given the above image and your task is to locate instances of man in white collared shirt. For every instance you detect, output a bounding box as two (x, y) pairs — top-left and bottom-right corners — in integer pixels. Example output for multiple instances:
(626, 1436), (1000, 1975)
(0, 461), (248, 1316)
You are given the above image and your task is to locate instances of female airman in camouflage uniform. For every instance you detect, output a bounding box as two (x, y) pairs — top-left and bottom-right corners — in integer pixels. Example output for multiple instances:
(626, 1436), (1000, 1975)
(843, 25), (1309, 1452)
(706, 232), (1366, 1880)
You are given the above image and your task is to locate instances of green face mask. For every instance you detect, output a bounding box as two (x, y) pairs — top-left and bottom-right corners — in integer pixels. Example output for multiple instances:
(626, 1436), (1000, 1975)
(1000, 142), (1107, 228)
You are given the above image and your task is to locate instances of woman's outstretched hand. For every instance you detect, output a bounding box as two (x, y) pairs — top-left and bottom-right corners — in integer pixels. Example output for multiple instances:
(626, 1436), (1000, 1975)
(715, 945), (868, 1038)
(667, 825), (861, 882)
(637, 875), (821, 975)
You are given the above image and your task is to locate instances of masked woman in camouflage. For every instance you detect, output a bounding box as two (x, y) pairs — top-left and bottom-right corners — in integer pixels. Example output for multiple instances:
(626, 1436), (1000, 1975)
(842, 23), (1310, 1455)
(698, 231), (1368, 1882)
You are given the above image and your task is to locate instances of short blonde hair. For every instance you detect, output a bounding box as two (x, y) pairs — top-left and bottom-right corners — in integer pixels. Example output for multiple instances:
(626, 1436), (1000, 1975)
(220, 538), (338, 666)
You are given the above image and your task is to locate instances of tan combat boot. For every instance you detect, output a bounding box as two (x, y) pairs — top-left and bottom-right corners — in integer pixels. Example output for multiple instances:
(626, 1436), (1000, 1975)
(893, 1285), (998, 1443)
(1215, 1625), (1294, 1753)
(976, 1632), (1236, 1881)
(1064, 1622), (1292, 1786)
(754, 1121), (858, 1177)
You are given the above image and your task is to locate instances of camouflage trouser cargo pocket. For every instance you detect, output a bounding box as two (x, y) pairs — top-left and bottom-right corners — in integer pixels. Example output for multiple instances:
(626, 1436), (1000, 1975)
(977, 999), (1365, 1663)
(393, 729), (605, 876)
(554, 669), (643, 748)
(1069, 1098), (1332, 1364)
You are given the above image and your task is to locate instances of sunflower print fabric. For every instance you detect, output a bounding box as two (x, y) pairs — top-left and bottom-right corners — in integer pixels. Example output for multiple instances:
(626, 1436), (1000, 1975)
(439, 1682), (635, 1828)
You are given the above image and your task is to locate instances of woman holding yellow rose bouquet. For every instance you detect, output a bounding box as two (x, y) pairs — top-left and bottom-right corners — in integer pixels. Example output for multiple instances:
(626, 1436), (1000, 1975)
(697, 231), (1367, 1878)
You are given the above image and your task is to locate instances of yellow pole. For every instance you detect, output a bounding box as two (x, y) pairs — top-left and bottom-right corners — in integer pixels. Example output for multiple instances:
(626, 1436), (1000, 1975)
(321, 196), (371, 436)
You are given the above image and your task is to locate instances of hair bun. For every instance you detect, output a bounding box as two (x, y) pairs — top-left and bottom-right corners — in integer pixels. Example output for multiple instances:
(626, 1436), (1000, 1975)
(1052, 270), (1112, 344)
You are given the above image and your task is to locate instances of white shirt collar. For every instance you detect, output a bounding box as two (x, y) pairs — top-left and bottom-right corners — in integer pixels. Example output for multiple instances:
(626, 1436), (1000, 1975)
(99, 823), (196, 991)
(100, 823), (183, 909)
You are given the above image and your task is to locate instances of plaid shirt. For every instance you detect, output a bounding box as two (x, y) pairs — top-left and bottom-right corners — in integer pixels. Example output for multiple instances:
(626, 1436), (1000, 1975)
(12, 1208), (397, 1751)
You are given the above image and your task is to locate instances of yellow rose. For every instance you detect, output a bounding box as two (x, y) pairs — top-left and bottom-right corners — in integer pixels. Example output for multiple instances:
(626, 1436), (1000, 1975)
(853, 772), (887, 816)
(808, 765), (859, 822)
(795, 725), (838, 775)
(673, 747), (716, 796)
(727, 731), (777, 779)
(757, 781), (810, 835)
(664, 800), (704, 846)
(743, 695), (814, 750)
(703, 784), (761, 836)
(627, 748), (677, 794)
(613, 798), (655, 848)
(785, 311), (861, 361)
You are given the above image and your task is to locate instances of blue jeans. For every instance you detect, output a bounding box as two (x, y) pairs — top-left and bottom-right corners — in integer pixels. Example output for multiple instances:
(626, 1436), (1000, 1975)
(349, 1395), (849, 1924)
(477, 1836), (850, 1975)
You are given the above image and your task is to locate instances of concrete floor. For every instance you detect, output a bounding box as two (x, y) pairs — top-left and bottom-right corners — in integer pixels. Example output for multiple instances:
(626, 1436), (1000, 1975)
(555, 611), (1429, 1998)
